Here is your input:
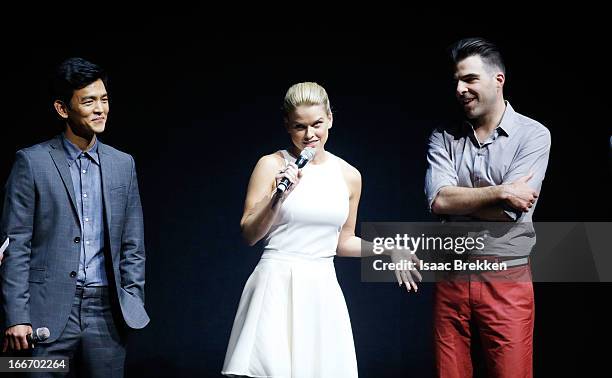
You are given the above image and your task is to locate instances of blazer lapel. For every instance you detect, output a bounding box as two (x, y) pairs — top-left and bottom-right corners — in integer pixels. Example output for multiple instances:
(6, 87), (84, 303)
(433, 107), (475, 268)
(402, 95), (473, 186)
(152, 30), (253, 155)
(98, 142), (113, 235)
(48, 136), (80, 220)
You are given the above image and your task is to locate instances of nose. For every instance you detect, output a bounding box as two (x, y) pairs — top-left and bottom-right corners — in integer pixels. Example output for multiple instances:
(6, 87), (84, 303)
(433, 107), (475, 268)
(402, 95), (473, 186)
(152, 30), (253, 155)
(93, 100), (104, 114)
(306, 126), (315, 139)
(456, 81), (467, 97)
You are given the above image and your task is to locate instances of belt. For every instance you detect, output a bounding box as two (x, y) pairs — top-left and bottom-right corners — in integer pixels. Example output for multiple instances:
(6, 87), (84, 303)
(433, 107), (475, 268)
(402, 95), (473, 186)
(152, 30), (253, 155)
(75, 285), (109, 297)
(467, 255), (530, 269)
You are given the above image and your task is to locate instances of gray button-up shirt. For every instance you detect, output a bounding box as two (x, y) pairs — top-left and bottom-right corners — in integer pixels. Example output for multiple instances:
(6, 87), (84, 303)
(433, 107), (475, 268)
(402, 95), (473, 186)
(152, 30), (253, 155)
(424, 102), (551, 255)
(62, 135), (107, 286)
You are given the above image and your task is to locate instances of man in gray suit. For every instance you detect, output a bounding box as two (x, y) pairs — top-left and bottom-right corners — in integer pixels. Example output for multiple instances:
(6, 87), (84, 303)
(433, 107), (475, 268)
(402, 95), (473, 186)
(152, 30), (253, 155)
(1, 57), (149, 376)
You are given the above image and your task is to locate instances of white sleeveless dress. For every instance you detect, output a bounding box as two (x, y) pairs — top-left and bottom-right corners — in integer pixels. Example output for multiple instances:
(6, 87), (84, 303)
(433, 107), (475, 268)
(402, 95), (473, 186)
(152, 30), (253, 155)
(222, 150), (358, 378)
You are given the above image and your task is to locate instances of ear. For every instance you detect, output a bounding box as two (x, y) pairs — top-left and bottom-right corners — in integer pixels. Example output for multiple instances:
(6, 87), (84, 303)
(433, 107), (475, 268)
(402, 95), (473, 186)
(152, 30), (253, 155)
(495, 72), (505, 89)
(53, 100), (69, 120)
(283, 117), (291, 133)
(328, 113), (333, 129)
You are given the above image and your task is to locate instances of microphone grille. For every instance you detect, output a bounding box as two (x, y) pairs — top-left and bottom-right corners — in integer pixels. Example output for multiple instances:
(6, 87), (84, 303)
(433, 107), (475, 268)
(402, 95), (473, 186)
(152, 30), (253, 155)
(37, 327), (51, 340)
(301, 147), (316, 161)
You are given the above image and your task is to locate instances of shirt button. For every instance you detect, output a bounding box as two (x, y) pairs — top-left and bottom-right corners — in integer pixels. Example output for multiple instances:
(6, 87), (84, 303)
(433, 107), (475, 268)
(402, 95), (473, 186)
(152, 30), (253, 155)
(85, 217), (89, 222)
(82, 170), (87, 174)
(83, 193), (87, 198)
(70, 271), (77, 278)
(86, 241), (90, 245)
(74, 237), (81, 243)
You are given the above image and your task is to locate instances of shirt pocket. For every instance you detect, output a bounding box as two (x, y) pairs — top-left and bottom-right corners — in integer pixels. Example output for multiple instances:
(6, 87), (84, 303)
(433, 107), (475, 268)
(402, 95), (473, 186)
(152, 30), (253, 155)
(109, 185), (127, 203)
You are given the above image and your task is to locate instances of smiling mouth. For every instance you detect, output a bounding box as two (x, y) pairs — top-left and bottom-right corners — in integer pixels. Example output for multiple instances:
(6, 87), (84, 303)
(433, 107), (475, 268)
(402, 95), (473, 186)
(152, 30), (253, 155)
(304, 140), (319, 146)
(92, 118), (105, 122)
(461, 98), (475, 105)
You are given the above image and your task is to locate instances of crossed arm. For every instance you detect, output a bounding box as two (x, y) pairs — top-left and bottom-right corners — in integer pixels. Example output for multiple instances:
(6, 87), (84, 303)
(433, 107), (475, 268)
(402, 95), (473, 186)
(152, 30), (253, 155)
(432, 177), (537, 221)
(426, 128), (551, 221)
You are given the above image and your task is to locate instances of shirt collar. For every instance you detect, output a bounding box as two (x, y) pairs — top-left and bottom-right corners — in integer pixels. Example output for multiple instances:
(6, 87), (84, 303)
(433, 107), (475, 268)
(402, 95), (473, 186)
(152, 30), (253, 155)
(496, 101), (517, 137)
(463, 100), (517, 139)
(62, 133), (100, 166)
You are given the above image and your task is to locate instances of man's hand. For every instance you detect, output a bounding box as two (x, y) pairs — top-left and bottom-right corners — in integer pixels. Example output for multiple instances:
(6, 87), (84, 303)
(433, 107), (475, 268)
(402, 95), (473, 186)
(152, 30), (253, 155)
(501, 173), (538, 212)
(2, 324), (33, 352)
(389, 248), (422, 293)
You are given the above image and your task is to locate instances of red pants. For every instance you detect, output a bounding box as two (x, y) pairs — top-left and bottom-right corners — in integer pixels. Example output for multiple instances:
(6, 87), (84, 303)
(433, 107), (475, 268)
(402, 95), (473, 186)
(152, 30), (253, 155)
(434, 265), (534, 378)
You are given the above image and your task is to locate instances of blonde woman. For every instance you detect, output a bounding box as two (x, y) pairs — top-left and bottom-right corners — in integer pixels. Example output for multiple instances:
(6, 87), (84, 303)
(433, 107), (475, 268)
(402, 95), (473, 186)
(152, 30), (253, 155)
(222, 82), (419, 377)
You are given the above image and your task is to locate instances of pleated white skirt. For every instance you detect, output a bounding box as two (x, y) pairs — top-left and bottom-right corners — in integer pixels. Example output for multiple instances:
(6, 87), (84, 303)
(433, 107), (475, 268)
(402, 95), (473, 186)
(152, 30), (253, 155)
(222, 251), (358, 378)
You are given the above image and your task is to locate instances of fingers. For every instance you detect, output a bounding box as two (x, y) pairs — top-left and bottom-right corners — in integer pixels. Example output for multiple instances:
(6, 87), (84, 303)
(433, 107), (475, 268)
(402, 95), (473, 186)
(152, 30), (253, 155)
(9, 335), (29, 351)
(410, 254), (423, 282)
(281, 164), (300, 183)
(391, 251), (422, 293)
(510, 189), (538, 212)
(514, 187), (537, 201)
(522, 197), (536, 211)
(276, 163), (302, 194)
(18, 334), (29, 350)
(517, 171), (534, 183)
(405, 263), (419, 292)
(394, 270), (402, 286)
(400, 271), (412, 292)
(404, 270), (418, 293)
(520, 201), (532, 212)
(3, 326), (33, 352)
(409, 279), (419, 292)
(284, 172), (297, 185)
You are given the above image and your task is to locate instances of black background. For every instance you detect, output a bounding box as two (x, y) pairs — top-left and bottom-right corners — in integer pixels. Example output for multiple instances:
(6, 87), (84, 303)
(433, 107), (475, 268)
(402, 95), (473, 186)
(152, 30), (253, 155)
(2, 13), (611, 377)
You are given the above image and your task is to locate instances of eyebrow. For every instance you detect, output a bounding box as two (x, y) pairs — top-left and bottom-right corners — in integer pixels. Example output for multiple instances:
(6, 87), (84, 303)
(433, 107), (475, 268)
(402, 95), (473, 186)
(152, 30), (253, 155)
(80, 94), (109, 101)
(458, 73), (479, 80)
(294, 118), (324, 127)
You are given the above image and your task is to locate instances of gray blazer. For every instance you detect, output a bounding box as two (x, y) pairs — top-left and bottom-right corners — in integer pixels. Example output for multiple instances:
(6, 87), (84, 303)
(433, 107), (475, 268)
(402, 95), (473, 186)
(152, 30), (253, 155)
(1, 135), (149, 342)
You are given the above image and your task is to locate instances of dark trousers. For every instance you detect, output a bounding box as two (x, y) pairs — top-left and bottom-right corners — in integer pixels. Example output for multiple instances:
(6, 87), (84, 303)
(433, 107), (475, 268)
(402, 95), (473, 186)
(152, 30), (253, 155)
(29, 286), (127, 378)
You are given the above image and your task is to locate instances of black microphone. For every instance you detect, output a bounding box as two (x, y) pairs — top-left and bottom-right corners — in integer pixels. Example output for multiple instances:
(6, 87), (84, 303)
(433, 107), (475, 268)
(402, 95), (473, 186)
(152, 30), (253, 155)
(27, 327), (50, 345)
(276, 147), (316, 193)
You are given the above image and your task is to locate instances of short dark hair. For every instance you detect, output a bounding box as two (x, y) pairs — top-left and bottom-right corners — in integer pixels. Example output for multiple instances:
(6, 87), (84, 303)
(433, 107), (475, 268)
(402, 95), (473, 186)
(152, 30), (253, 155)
(50, 57), (108, 106)
(449, 38), (505, 74)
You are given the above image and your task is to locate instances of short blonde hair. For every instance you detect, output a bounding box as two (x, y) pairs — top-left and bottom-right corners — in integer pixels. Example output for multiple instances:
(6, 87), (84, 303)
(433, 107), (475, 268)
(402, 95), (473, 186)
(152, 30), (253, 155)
(283, 82), (332, 116)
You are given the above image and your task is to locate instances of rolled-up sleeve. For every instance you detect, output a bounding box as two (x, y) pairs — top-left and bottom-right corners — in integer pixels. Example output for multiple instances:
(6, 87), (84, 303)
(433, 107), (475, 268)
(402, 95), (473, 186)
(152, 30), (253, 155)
(425, 129), (458, 211)
(502, 125), (551, 220)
